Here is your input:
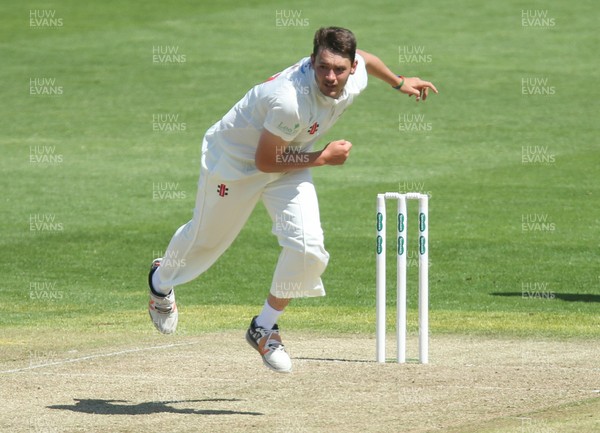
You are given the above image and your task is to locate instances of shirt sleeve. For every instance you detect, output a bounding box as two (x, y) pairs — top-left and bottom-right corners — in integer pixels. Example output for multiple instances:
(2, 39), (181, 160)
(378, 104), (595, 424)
(263, 90), (302, 142)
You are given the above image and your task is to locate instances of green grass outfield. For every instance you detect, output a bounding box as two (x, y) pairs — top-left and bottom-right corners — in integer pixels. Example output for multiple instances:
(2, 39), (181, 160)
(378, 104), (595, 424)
(1, 0), (598, 348)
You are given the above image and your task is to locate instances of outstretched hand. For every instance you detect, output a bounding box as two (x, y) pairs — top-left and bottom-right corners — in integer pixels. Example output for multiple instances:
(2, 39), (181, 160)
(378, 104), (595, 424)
(399, 77), (438, 102)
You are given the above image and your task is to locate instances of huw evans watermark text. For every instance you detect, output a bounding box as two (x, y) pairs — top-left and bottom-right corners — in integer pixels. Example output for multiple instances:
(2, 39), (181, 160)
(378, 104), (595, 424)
(30, 145), (63, 165)
(275, 145), (310, 165)
(399, 45), (432, 63)
(521, 10), (556, 28)
(521, 282), (555, 300)
(29, 281), (64, 301)
(29, 77), (63, 95)
(275, 10), (309, 27)
(521, 146), (555, 164)
(29, 9), (63, 28)
(521, 77), (555, 95)
(399, 113), (432, 132)
(152, 182), (187, 200)
(398, 181), (432, 198)
(151, 250), (187, 268)
(152, 45), (186, 64)
(274, 212), (301, 235)
(29, 214), (63, 232)
(152, 113), (187, 132)
(521, 214), (555, 232)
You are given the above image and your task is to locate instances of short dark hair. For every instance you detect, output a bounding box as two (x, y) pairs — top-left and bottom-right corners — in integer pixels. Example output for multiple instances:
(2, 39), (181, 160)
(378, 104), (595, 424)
(312, 27), (357, 63)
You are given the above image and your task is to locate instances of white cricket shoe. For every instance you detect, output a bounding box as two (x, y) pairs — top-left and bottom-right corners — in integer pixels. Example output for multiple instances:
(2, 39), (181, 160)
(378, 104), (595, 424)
(148, 258), (178, 334)
(245, 316), (292, 373)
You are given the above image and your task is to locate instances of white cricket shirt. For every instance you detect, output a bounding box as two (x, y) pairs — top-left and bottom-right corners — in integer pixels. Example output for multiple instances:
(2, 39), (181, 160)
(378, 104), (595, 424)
(202, 53), (368, 179)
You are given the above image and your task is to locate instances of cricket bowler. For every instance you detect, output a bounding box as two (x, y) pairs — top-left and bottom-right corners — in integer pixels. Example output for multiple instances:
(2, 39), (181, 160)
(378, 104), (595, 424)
(148, 26), (437, 373)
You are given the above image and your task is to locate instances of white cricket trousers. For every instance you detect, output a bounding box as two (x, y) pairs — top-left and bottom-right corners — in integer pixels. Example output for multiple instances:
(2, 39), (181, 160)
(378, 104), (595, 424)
(153, 161), (330, 299)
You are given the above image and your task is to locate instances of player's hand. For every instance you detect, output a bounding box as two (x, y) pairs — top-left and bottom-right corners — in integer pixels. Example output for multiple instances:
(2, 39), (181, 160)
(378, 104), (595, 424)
(321, 140), (352, 165)
(399, 77), (438, 102)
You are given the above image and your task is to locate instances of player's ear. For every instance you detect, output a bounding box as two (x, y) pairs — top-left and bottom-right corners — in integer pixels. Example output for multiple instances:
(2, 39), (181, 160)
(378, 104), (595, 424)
(350, 60), (358, 74)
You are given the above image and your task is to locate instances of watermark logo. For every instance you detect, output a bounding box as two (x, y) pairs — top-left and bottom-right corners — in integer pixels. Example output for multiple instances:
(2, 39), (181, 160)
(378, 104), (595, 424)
(30, 145), (63, 165)
(29, 214), (63, 232)
(29, 349), (59, 367)
(29, 416), (59, 433)
(405, 250), (420, 268)
(405, 250), (432, 268)
(152, 182), (187, 200)
(399, 113), (432, 132)
(29, 281), (63, 301)
(152, 45), (186, 64)
(275, 10), (309, 27)
(518, 417), (556, 433)
(29, 77), (63, 96)
(152, 113), (186, 132)
(274, 212), (301, 235)
(398, 45), (432, 63)
(275, 145), (309, 165)
(398, 181), (432, 197)
(399, 387), (433, 404)
(521, 77), (555, 95)
(152, 250), (186, 268)
(292, 78), (310, 95)
(521, 10), (556, 29)
(520, 347), (553, 368)
(273, 281), (307, 298)
(521, 146), (555, 165)
(521, 282), (555, 300)
(149, 384), (181, 403)
(521, 214), (555, 232)
(29, 9), (63, 28)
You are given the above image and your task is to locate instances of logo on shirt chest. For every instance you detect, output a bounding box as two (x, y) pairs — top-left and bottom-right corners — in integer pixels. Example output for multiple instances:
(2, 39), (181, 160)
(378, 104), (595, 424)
(304, 107), (346, 138)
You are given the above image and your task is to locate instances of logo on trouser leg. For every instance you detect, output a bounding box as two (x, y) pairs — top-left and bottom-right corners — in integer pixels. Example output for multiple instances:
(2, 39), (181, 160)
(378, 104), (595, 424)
(217, 184), (229, 197)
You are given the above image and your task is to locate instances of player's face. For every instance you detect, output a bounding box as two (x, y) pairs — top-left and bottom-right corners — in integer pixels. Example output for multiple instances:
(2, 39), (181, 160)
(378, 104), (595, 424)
(311, 48), (357, 99)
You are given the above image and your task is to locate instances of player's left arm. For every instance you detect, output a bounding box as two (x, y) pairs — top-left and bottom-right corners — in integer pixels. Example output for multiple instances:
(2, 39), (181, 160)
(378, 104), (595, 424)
(356, 49), (438, 102)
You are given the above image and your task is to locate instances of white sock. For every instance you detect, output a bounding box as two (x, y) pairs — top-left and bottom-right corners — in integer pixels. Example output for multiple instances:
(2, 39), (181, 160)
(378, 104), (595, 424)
(152, 270), (173, 296)
(255, 300), (284, 330)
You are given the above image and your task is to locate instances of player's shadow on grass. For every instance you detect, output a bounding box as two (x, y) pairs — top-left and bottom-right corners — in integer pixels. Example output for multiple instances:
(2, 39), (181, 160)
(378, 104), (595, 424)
(48, 398), (263, 416)
(490, 292), (600, 302)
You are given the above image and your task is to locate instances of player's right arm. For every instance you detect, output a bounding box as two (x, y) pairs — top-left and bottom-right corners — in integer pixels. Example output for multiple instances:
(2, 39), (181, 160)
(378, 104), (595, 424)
(255, 129), (352, 173)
